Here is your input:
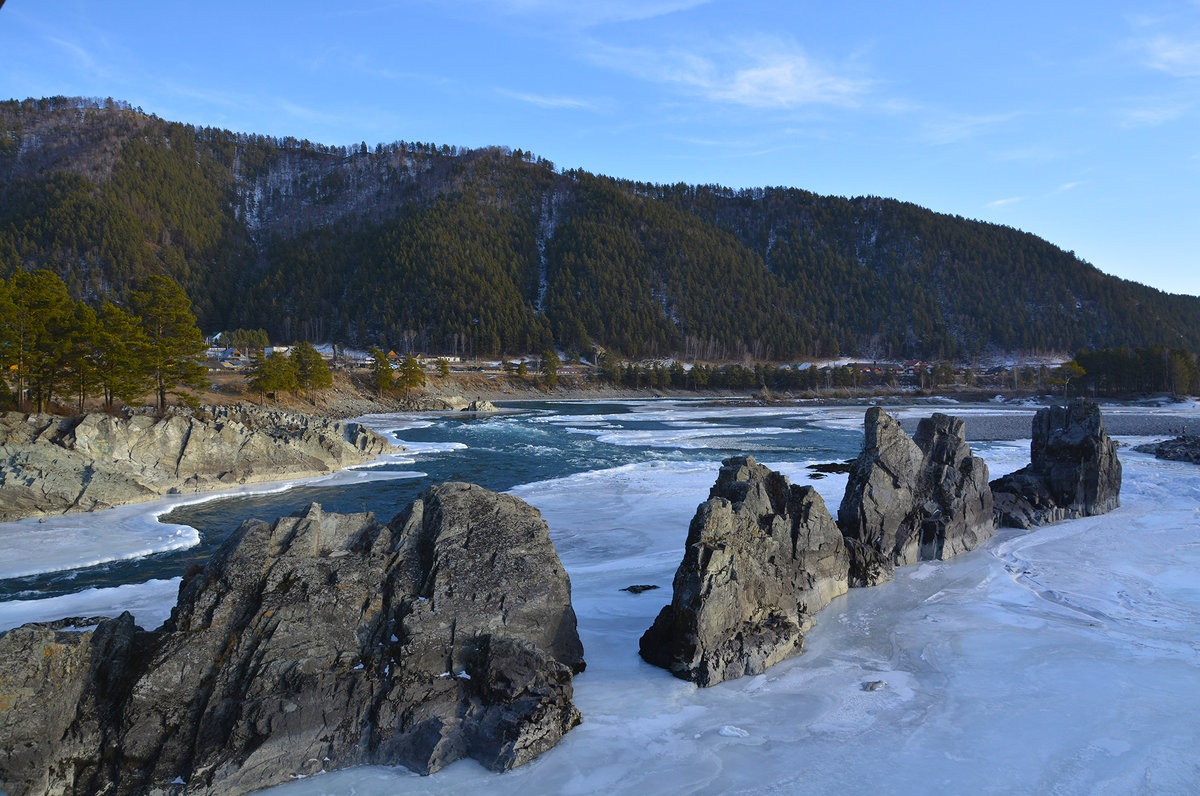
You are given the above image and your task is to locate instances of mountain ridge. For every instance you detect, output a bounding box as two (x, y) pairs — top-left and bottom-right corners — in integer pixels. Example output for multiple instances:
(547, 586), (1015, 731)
(3, 95), (1197, 360)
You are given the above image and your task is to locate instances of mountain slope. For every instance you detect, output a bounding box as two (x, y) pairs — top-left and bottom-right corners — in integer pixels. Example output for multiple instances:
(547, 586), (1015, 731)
(3, 96), (1197, 359)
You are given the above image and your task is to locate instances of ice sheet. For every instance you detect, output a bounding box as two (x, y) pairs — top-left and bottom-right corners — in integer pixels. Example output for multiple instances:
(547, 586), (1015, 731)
(267, 447), (1200, 795)
(0, 465), (425, 579)
(0, 578), (181, 632)
(5, 406), (1198, 795)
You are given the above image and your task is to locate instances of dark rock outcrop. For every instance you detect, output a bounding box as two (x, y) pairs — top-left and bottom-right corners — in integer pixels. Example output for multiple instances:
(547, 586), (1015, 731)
(837, 409), (994, 586)
(639, 455), (848, 687)
(0, 484), (584, 795)
(1132, 435), (1200, 465)
(991, 400), (1122, 528)
(0, 407), (395, 521)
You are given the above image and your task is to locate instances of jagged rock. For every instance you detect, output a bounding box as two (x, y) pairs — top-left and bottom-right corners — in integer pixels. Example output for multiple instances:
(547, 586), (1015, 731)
(639, 455), (848, 687)
(464, 399), (497, 412)
(0, 408), (394, 521)
(1133, 435), (1200, 465)
(838, 409), (994, 586)
(0, 484), (584, 795)
(0, 615), (142, 796)
(991, 400), (1122, 528)
(842, 537), (894, 589)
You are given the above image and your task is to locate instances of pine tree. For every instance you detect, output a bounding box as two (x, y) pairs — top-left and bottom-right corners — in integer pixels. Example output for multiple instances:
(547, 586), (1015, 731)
(369, 346), (393, 396)
(129, 275), (207, 413)
(64, 302), (100, 412)
(248, 351), (298, 404)
(94, 302), (154, 409)
(8, 270), (76, 412)
(290, 341), (332, 402)
(540, 349), (561, 388)
(397, 354), (425, 397)
(0, 278), (17, 406)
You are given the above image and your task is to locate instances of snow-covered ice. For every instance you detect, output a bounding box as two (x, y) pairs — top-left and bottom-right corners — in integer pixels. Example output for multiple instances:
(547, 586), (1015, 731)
(0, 578), (180, 632)
(266, 444), (1200, 795)
(3, 403), (1198, 795)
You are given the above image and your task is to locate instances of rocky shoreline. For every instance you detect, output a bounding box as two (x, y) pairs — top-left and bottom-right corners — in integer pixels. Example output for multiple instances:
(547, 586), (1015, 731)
(0, 484), (584, 795)
(0, 406), (396, 522)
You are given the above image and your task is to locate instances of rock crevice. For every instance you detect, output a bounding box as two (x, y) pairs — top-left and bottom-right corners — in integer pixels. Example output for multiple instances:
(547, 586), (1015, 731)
(639, 455), (848, 687)
(0, 483), (584, 795)
(838, 409), (994, 586)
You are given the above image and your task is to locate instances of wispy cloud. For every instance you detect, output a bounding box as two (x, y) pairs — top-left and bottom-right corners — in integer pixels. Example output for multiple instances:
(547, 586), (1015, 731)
(987, 196), (1024, 208)
(665, 131), (810, 160)
(918, 111), (1021, 145)
(589, 36), (868, 110)
(1054, 180), (1085, 193)
(348, 55), (447, 85)
(157, 80), (257, 109)
(274, 99), (349, 128)
(1141, 34), (1200, 77)
(1119, 100), (1191, 127)
(498, 89), (600, 111)
(473, 0), (713, 27)
(994, 144), (1070, 163)
(47, 36), (100, 73)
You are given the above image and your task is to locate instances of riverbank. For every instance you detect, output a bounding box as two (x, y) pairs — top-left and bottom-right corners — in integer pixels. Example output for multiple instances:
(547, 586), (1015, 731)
(138, 367), (1200, 424)
(0, 406), (396, 522)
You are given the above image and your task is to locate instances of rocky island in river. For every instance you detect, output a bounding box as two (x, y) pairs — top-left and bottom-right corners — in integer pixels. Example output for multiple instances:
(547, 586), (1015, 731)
(641, 400), (1122, 686)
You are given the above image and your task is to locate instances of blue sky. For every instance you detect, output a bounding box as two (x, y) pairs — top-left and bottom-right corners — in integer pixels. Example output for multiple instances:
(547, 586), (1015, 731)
(3, 1), (1198, 296)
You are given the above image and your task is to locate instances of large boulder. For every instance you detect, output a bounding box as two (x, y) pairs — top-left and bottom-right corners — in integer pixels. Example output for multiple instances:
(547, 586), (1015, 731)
(0, 484), (584, 795)
(0, 408), (395, 521)
(639, 456), (848, 687)
(838, 409), (994, 586)
(991, 400), (1122, 528)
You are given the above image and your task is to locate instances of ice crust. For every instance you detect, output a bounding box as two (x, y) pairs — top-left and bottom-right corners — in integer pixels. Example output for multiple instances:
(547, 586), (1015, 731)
(0, 457), (424, 580)
(2, 403), (1198, 794)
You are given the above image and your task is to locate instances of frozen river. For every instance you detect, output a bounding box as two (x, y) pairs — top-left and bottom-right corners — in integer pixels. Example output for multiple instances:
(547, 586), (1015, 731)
(2, 400), (1198, 794)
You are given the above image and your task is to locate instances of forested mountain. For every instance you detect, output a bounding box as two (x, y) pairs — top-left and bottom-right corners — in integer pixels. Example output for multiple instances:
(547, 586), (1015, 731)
(3, 96), (1198, 360)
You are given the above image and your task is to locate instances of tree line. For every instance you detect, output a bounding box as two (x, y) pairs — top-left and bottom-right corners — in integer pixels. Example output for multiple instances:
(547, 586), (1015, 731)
(246, 342), (333, 404)
(0, 270), (206, 413)
(1073, 346), (1200, 396)
(6, 96), (1200, 364)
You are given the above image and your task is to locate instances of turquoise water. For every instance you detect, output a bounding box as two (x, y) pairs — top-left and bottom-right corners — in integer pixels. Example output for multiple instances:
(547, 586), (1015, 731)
(0, 400), (862, 602)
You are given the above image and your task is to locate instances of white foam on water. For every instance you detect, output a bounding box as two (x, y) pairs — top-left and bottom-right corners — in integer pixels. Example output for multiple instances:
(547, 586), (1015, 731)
(564, 425), (798, 449)
(352, 413), (469, 455)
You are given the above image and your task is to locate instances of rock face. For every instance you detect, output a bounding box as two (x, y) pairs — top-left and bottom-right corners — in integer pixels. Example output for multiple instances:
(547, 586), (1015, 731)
(0, 407), (394, 521)
(0, 484), (584, 795)
(838, 409), (994, 586)
(991, 400), (1122, 528)
(465, 399), (497, 412)
(639, 455), (848, 687)
(1133, 435), (1200, 465)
